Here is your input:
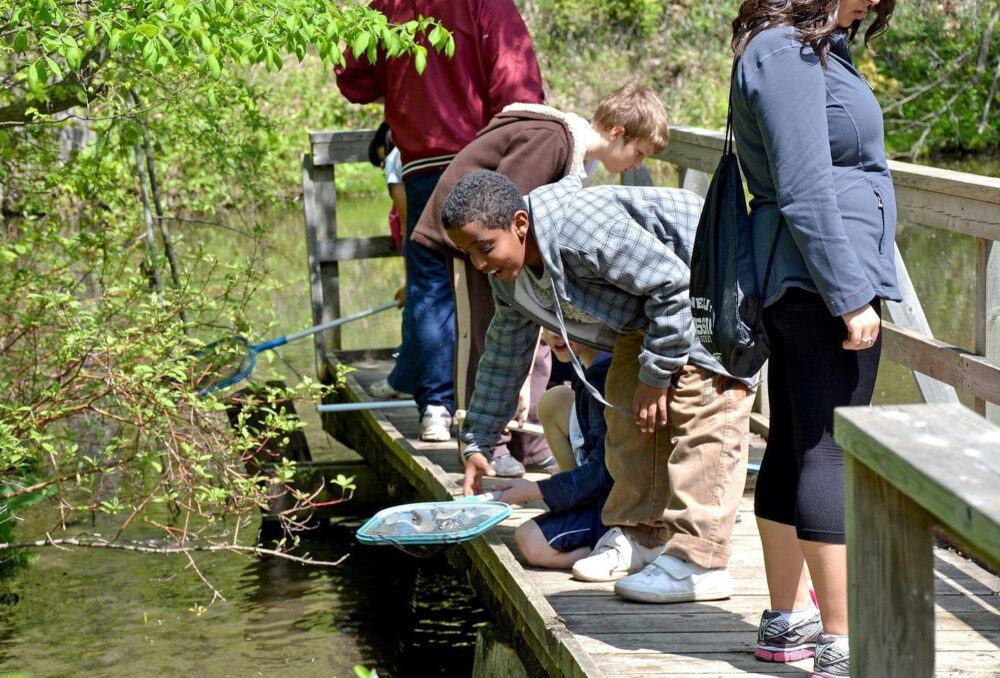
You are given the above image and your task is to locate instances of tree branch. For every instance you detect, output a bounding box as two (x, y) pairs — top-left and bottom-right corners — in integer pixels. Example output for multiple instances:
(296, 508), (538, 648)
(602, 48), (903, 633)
(0, 536), (351, 567)
(0, 46), (109, 124)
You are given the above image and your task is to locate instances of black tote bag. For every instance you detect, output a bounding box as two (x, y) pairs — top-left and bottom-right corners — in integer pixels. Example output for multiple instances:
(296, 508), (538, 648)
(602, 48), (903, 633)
(689, 61), (781, 379)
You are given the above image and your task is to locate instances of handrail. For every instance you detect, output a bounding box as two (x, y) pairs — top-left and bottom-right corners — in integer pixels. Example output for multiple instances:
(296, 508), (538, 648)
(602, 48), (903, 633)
(834, 403), (1000, 677)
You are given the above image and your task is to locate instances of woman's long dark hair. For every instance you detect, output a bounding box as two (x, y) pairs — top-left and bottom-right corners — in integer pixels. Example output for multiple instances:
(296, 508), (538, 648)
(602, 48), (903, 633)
(732, 0), (894, 64)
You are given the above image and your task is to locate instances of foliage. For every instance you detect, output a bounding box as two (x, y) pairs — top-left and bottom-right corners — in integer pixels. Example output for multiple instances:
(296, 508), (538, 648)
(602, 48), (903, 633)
(528, 0), (999, 158)
(874, 0), (1000, 158)
(0, 0), (451, 585)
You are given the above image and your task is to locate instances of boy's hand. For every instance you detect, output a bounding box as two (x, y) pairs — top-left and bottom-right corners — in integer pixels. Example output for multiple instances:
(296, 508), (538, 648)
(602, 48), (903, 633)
(492, 478), (542, 505)
(633, 383), (669, 433)
(462, 452), (495, 496)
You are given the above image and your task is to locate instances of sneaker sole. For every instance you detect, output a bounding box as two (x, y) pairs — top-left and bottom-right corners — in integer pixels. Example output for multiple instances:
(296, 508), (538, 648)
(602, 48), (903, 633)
(420, 431), (451, 442)
(613, 583), (732, 604)
(755, 646), (816, 663)
(571, 569), (632, 583)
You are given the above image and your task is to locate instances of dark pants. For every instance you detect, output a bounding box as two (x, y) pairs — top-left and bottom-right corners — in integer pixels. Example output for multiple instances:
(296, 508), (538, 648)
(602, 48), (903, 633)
(754, 289), (882, 544)
(387, 169), (454, 414)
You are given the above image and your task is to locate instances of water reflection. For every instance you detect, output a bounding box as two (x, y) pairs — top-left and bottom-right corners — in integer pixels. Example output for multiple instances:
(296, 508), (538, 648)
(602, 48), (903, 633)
(0, 521), (488, 677)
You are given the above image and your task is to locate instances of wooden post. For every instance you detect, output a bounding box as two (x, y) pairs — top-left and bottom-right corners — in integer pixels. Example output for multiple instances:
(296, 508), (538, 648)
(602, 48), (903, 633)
(846, 455), (935, 678)
(975, 237), (1000, 422)
(301, 153), (340, 381)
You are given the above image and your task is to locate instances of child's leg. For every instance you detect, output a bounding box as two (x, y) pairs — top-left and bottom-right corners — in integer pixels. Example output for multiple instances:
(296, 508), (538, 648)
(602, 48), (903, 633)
(537, 384), (576, 471)
(515, 520), (590, 569)
(518, 506), (606, 569)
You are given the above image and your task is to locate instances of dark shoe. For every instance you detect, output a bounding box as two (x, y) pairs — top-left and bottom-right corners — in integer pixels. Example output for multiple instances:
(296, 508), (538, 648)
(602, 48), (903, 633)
(489, 454), (525, 477)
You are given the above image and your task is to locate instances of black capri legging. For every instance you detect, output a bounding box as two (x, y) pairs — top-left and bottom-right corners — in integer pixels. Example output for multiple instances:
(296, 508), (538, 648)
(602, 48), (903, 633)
(753, 288), (882, 544)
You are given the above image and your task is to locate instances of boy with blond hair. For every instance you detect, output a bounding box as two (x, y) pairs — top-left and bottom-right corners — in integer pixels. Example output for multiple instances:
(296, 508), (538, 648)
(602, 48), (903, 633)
(407, 85), (669, 474)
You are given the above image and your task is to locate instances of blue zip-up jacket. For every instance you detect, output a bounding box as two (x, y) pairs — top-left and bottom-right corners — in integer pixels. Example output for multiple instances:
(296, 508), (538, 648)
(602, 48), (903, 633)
(536, 353), (612, 513)
(732, 27), (901, 316)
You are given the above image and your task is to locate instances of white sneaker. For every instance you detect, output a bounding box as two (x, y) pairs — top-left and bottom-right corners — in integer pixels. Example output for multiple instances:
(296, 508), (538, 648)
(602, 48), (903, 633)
(420, 405), (452, 442)
(368, 378), (410, 399)
(570, 527), (665, 582)
(614, 553), (732, 603)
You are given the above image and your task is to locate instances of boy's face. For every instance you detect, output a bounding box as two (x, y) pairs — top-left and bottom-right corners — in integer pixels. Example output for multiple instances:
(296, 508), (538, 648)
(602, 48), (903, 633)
(449, 211), (530, 283)
(599, 125), (658, 173)
(541, 327), (593, 364)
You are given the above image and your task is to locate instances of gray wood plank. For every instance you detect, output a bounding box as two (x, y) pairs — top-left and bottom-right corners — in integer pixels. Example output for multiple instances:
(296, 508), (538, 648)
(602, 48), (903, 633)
(835, 404), (1000, 568)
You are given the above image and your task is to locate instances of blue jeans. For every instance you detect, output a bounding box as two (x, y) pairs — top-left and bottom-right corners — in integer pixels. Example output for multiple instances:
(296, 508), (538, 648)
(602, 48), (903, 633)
(387, 169), (454, 414)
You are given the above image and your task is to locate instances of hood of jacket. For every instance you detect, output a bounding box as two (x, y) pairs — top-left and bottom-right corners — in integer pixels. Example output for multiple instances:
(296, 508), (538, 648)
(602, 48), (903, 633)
(481, 104), (594, 178)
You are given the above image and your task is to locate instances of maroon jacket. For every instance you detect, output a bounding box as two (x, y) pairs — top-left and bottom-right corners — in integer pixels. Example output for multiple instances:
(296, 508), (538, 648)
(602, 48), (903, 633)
(335, 0), (545, 176)
(412, 111), (579, 258)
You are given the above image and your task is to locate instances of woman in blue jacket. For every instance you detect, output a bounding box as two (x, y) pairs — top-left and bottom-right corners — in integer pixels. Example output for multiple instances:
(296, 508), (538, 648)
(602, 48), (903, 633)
(731, 1), (899, 676)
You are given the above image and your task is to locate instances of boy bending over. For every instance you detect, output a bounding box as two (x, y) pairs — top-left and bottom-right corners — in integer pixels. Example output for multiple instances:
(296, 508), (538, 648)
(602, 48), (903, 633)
(443, 171), (755, 604)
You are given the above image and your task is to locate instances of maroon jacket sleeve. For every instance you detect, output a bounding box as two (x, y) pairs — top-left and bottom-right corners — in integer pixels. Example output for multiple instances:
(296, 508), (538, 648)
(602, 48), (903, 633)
(334, 0), (385, 104)
(480, 0), (545, 114)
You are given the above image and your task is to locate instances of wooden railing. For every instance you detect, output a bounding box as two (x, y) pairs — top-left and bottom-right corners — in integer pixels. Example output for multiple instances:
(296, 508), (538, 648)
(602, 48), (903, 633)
(834, 403), (1000, 676)
(302, 126), (1000, 423)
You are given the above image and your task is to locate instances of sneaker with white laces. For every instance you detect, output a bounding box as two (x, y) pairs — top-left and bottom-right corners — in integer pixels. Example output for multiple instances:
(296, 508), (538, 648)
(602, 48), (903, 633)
(614, 553), (732, 603)
(420, 405), (452, 442)
(570, 527), (665, 582)
(812, 633), (849, 678)
(368, 377), (410, 400)
(489, 454), (526, 477)
(755, 605), (823, 662)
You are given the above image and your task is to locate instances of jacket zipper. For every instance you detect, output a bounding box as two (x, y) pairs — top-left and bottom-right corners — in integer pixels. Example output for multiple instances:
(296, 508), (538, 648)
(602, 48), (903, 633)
(874, 188), (886, 255)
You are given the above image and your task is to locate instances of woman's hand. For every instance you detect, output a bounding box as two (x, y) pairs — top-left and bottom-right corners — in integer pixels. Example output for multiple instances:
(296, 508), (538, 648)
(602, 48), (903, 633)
(841, 303), (880, 351)
(393, 286), (406, 308)
(633, 382), (670, 433)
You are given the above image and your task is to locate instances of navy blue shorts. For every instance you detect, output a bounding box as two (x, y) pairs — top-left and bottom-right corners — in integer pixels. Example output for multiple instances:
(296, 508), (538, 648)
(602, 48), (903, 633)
(532, 503), (607, 553)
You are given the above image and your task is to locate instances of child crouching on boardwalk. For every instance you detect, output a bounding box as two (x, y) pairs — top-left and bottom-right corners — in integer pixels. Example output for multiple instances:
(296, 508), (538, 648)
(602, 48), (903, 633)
(491, 328), (613, 569)
(444, 171), (755, 603)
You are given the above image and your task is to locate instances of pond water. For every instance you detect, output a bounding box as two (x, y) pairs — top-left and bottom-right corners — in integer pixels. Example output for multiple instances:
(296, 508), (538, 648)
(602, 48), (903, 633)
(0, 155), (996, 677)
(0, 519), (489, 677)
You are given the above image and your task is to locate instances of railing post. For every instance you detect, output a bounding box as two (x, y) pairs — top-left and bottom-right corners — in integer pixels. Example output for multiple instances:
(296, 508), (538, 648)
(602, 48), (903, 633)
(845, 455), (935, 677)
(976, 237), (1000, 423)
(301, 153), (341, 380)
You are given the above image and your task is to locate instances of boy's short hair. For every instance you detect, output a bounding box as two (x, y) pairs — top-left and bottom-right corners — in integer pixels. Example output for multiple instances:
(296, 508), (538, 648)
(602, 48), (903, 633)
(442, 170), (524, 232)
(592, 84), (670, 153)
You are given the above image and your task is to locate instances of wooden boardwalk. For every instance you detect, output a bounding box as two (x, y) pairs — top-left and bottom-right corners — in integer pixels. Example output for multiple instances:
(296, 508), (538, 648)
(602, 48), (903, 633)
(321, 355), (1000, 678)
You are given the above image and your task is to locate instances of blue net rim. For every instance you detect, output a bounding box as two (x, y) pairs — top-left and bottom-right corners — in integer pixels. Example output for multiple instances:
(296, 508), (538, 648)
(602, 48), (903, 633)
(356, 500), (511, 546)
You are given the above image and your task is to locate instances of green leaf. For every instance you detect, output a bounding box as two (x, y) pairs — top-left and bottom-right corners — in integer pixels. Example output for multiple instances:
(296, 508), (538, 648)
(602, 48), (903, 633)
(414, 45), (427, 75)
(206, 53), (221, 76)
(136, 23), (159, 38)
(44, 57), (62, 80)
(351, 31), (369, 59)
(65, 47), (83, 70)
(445, 35), (455, 59)
(84, 21), (97, 45)
(109, 30), (121, 51)
(13, 30), (28, 53)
